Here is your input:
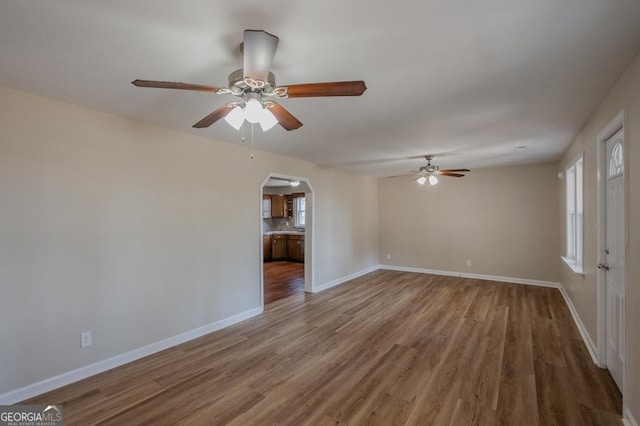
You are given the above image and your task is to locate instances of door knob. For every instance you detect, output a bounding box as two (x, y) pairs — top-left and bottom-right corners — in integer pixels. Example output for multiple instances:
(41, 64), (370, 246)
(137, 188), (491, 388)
(597, 263), (610, 271)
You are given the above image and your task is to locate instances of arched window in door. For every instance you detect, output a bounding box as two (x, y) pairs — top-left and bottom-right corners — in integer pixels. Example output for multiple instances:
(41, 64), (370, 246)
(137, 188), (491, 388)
(608, 141), (623, 178)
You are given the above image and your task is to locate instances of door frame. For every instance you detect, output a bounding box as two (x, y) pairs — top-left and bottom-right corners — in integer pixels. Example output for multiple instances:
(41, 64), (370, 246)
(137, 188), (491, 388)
(595, 110), (628, 399)
(259, 173), (314, 310)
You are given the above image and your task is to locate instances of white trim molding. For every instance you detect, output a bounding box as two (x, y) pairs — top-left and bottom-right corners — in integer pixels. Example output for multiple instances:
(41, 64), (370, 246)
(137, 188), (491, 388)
(379, 264), (561, 288)
(0, 307), (263, 405)
(623, 408), (638, 426)
(561, 255), (584, 275)
(313, 265), (380, 293)
(557, 286), (599, 365)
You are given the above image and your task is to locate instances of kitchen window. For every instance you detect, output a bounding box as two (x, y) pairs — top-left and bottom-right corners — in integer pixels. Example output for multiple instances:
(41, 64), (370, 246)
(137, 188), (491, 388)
(562, 155), (583, 273)
(294, 195), (306, 227)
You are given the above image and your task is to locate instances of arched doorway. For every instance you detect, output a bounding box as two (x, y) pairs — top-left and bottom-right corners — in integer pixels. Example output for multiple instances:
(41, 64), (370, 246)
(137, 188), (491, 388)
(260, 174), (313, 307)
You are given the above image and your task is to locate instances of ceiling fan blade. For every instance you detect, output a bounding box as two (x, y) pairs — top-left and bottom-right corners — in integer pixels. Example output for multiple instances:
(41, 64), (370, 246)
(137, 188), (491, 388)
(243, 30), (279, 83)
(192, 104), (235, 128)
(440, 169), (470, 173)
(387, 173), (415, 179)
(282, 81), (367, 98)
(438, 172), (465, 178)
(132, 80), (223, 93)
(268, 102), (303, 131)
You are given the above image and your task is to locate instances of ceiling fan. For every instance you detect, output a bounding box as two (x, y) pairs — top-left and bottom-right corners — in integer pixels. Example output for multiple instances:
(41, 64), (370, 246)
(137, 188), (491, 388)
(389, 155), (470, 186)
(132, 29), (367, 132)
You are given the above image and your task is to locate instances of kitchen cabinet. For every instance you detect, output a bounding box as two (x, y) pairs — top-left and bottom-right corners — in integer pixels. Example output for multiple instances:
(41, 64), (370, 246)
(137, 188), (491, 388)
(264, 233), (305, 263)
(263, 234), (272, 262)
(286, 234), (305, 262)
(270, 195), (286, 218)
(262, 195), (271, 218)
(286, 195), (293, 218)
(271, 234), (286, 260)
(269, 194), (294, 218)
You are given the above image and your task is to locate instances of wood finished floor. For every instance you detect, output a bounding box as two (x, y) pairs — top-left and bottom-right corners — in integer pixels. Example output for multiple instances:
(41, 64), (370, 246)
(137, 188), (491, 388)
(263, 261), (305, 305)
(25, 271), (622, 425)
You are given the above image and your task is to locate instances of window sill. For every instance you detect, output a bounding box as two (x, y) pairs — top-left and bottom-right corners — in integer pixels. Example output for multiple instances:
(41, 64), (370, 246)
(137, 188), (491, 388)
(562, 256), (584, 275)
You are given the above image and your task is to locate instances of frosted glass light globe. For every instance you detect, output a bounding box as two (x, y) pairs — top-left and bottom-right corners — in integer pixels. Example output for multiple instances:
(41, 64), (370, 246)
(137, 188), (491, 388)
(244, 98), (263, 124)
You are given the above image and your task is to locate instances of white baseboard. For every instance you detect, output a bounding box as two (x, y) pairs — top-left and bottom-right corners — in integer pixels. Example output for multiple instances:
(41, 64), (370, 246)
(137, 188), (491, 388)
(379, 264), (560, 288)
(0, 306), (263, 405)
(557, 285), (600, 365)
(313, 265), (380, 293)
(624, 408), (638, 426)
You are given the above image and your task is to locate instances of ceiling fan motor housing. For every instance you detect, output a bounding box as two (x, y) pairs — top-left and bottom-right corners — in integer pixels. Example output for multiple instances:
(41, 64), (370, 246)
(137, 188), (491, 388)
(419, 165), (439, 173)
(228, 69), (277, 96)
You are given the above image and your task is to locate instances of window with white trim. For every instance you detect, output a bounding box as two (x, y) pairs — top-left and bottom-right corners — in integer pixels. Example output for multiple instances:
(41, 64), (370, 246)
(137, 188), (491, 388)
(294, 195), (305, 227)
(563, 155), (583, 273)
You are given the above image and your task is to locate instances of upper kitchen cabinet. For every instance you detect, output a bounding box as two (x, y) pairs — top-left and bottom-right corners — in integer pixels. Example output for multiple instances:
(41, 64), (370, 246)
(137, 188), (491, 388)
(262, 195), (272, 218)
(271, 194), (285, 217)
(270, 194), (292, 218)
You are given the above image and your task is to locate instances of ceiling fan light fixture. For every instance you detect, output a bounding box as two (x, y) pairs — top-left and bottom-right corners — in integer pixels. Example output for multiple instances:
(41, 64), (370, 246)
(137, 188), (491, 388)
(259, 107), (278, 131)
(244, 98), (264, 124)
(387, 155), (469, 185)
(224, 105), (245, 130)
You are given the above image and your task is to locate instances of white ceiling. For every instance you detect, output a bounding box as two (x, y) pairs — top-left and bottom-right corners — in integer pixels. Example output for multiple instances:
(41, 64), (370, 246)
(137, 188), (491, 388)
(1, 1), (639, 177)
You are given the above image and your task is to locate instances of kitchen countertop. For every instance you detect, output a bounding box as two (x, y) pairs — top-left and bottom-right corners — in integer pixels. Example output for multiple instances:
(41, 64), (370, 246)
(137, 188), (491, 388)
(264, 231), (305, 235)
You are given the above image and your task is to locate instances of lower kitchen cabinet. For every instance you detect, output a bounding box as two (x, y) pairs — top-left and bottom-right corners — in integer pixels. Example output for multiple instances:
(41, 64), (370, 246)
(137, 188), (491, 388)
(271, 234), (286, 260)
(264, 233), (305, 262)
(299, 236), (304, 261)
(286, 234), (305, 262)
(263, 234), (272, 262)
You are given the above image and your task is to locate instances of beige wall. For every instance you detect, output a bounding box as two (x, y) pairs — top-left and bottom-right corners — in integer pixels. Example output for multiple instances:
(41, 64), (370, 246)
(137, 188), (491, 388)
(0, 86), (379, 395)
(558, 50), (640, 420)
(378, 163), (560, 283)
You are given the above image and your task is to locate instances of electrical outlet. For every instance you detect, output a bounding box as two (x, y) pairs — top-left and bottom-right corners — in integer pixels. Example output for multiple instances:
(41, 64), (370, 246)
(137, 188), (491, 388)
(81, 331), (92, 348)
(386, 254), (391, 260)
(466, 259), (472, 267)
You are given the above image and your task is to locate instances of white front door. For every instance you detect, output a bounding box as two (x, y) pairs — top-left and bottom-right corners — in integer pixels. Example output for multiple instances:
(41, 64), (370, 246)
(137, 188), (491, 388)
(604, 128), (625, 390)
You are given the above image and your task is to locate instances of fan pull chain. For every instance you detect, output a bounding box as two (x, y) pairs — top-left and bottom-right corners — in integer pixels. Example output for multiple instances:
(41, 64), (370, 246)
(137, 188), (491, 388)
(250, 124), (254, 160)
(239, 122), (254, 160)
